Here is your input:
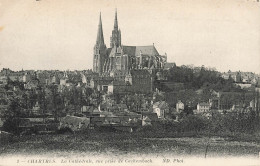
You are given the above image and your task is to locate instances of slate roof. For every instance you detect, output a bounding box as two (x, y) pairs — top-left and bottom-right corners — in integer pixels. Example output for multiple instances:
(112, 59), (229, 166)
(122, 46), (136, 56)
(135, 45), (159, 56)
(153, 101), (168, 110)
(120, 45), (160, 57)
(198, 102), (210, 106)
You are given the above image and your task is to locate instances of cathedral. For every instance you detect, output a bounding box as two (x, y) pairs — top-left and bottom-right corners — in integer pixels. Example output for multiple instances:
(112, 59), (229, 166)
(93, 10), (167, 75)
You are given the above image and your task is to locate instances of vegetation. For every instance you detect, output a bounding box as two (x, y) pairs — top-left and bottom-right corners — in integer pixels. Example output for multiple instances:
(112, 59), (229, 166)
(156, 65), (245, 92)
(1, 128), (260, 157)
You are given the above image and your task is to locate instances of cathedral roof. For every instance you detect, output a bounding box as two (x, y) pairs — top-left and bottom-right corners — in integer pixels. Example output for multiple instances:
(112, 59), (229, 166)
(108, 45), (160, 57)
(135, 45), (159, 56)
(121, 45), (160, 56)
(122, 46), (136, 56)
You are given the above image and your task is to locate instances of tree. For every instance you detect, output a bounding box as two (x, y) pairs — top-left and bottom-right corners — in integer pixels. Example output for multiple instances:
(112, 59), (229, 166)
(2, 97), (22, 134)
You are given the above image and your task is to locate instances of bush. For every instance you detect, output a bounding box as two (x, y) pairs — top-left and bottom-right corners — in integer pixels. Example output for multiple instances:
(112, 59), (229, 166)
(2, 118), (21, 134)
(56, 127), (73, 134)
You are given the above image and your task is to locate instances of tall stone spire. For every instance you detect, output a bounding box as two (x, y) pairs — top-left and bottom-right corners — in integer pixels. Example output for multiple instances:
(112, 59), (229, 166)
(93, 12), (106, 74)
(96, 12), (104, 46)
(114, 9), (118, 30)
(110, 9), (121, 48)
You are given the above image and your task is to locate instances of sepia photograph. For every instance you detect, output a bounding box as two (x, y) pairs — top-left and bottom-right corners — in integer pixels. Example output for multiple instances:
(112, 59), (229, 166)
(0, 0), (260, 165)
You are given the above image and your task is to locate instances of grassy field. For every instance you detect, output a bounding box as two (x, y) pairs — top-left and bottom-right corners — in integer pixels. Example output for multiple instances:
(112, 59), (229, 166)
(1, 131), (260, 158)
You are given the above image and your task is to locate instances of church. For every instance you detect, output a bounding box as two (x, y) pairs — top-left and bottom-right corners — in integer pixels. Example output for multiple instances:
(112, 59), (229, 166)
(93, 10), (167, 75)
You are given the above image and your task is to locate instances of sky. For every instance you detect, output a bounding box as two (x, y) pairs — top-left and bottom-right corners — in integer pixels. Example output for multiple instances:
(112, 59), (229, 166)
(0, 0), (260, 73)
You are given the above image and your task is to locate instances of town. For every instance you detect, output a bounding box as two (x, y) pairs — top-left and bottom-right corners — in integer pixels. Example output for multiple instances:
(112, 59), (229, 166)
(0, 8), (260, 159)
(0, 11), (260, 136)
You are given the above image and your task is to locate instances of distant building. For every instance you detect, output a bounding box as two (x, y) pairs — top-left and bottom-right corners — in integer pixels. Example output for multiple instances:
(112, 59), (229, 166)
(60, 72), (69, 86)
(234, 83), (252, 89)
(153, 101), (169, 118)
(24, 79), (39, 90)
(59, 115), (90, 131)
(176, 100), (184, 113)
(141, 112), (158, 126)
(196, 102), (211, 113)
(22, 73), (32, 83)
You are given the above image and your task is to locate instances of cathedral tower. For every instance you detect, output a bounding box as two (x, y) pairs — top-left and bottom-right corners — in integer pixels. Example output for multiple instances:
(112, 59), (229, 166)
(93, 12), (107, 74)
(110, 9), (121, 48)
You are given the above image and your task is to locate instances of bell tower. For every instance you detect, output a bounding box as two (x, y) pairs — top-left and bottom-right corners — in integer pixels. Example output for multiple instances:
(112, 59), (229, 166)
(93, 12), (107, 74)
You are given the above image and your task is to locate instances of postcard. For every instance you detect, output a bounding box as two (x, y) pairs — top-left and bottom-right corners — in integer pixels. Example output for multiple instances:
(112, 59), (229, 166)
(0, 0), (260, 166)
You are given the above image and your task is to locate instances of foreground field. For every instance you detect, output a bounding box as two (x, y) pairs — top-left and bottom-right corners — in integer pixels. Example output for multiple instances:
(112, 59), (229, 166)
(1, 131), (260, 158)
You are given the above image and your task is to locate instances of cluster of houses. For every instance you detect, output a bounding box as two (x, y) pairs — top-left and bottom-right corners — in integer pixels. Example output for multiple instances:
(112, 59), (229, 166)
(0, 67), (260, 134)
(58, 99), (172, 132)
(221, 70), (259, 85)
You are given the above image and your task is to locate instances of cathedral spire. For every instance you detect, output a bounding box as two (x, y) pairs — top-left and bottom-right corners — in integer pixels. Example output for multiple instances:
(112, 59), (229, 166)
(110, 9), (121, 48)
(96, 12), (104, 46)
(114, 9), (118, 30)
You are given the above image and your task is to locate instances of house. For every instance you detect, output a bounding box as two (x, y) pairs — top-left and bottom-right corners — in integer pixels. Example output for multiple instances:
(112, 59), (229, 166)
(231, 105), (249, 113)
(81, 105), (95, 113)
(59, 115), (90, 131)
(176, 100), (184, 113)
(152, 101), (169, 118)
(95, 77), (114, 93)
(60, 76), (68, 86)
(221, 71), (242, 83)
(142, 116), (152, 126)
(24, 79), (39, 90)
(141, 112), (158, 126)
(196, 102), (211, 114)
(234, 83), (252, 89)
(22, 73), (32, 83)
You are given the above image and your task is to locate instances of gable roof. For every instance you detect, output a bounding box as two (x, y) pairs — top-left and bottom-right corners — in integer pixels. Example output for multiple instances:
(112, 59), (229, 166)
(121, 45), (160, 57)
(153, 101), (168, 109)
(198, 102), (210, 106)
(142, 112), (158, 121)
(135, 45), (159, 56)
(122, 46), (136, 56)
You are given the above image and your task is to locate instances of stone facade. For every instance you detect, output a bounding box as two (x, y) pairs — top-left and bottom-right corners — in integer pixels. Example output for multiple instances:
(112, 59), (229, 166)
(93, 10), (167, 75)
